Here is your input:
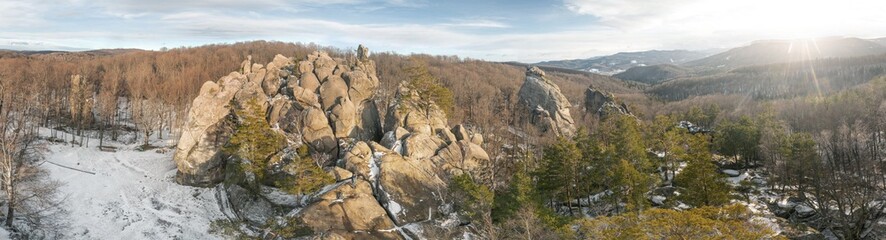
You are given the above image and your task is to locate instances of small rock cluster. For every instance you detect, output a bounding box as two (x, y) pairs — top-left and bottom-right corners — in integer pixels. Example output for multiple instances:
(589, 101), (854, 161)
(584, 85), (631, 118)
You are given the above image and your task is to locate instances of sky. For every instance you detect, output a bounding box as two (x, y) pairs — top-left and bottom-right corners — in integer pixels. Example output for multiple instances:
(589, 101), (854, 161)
(1, 0), (885, 62)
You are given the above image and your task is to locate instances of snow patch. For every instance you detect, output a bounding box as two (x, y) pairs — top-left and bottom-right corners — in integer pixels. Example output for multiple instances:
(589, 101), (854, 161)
(40, 128), (226, 239)
(795, 204), (814, 214)
(722, 169), (740, 177)
(652, 195), (666, 205)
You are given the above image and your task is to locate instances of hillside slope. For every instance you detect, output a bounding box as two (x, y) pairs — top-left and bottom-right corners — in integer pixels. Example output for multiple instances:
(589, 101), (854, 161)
(536, 50), (711, 75)
(650, 54), (886, 100)
(613, 64), (690, 84)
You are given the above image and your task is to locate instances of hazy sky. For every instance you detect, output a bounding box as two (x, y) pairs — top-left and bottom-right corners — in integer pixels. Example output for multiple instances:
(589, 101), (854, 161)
(1, 0), (884, 62)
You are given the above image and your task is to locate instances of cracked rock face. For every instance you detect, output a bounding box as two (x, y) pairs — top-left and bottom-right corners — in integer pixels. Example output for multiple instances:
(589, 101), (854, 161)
(175, 45), (490, 239)
(174, 73), (245, 186)
(517, 66), (576, 137)
(298, 180), (401, 239)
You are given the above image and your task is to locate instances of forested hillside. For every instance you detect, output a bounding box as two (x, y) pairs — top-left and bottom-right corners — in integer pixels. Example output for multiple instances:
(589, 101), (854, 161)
(649, 54), (886, 100)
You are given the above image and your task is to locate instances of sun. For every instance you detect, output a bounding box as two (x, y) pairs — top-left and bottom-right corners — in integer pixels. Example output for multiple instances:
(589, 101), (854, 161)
(673, 0), (885, 40)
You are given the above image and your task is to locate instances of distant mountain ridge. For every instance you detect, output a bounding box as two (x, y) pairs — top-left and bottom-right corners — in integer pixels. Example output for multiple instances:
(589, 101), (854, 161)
(535, 50), (714, 75)
(684, 37), (886, 69)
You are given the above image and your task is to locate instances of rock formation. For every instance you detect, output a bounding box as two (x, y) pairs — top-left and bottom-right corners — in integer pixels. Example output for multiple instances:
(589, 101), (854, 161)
(174, 73), (245, 186)
(584, 85), (631, 118)
(174, 45), (490, 239)
(517, 66), (576, 137)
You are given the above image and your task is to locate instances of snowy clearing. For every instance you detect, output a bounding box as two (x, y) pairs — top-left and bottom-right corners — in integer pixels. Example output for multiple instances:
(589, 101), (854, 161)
(41, 129), (226, 239)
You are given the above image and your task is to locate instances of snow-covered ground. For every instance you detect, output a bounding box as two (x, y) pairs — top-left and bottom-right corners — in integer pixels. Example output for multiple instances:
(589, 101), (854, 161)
(40, 129), (226, 239)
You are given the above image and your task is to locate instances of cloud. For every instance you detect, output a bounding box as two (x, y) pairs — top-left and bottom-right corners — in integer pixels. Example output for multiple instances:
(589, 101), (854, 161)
(2, 0), (885, 63)
(0, 0), (51, 27)
(439, 19), (510, 29)
(88, 0), (421, 16)
(563, 0), (697, 28)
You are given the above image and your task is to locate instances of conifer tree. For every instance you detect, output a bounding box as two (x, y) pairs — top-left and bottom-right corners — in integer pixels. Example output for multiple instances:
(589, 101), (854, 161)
(536, 136), (582, 215)
(675, 134), (731, 207)
(223, 99), (285, 182)
(281, 145), (334, 195)
(403, 58), (455, 116)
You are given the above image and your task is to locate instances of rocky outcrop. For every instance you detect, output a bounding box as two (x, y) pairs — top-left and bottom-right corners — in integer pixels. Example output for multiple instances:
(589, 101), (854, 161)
(175, 46), (384, 186)
(174, 72), (244, 186)
(517, 66), (576, 137)
(384, 84), (448, 135)
(584, 85), (631, 118)
(376, 152), (447, 224)
(175, 45), (489, 239)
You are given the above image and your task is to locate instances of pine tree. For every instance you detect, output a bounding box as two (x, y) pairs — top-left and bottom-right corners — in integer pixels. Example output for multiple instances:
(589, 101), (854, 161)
(675, 134), (731, 207)
(648, 115), (689, 182)
(598, 115), (653, 213)
(280, 145), (334, 195)
(451, 174), (494, 221)
(786, 132), (817, 199)
(612, 159), (651, 213)
(715, 116), (761, 166)
(223, 99), (286, 182)
(536, 136), (582, 215)
(403, 58), (455, 116)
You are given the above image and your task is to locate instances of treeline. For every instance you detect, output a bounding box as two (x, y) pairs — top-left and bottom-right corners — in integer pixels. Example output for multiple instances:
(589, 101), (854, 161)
(0, 41), (635, 148)
(650, 54), (886, 100)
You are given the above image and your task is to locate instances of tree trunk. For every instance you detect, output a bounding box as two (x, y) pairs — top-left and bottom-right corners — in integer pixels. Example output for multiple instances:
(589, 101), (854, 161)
(5, 176), (14, 228)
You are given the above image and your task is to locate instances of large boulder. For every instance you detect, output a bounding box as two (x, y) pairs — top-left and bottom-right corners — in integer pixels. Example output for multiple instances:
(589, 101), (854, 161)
(319, 75), (349, 111)
(299, 72), (321, 93)
(344, 70), (378, 104)
(298, 180), (401, 239)
(261, 62), (283, 97)
(517, 66), (576, 137)
(343, 141), (373, 180)
(174, 72), (245, 186)
(290, 86), (320, 110)
(174, 45), (493, 239)
(234, 80), (268, 109)
(431, 140), (489, 177)
(302, 107), (337, 156)
(312, 52), (337, 82)
(402, 133), (446, 160)
(297, 60), (313, 75)
(376, 153), (447, 224)
(329, 97), (357, 138)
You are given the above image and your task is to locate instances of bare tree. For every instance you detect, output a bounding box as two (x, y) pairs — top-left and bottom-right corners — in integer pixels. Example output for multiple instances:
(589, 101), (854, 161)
(0, 77), (42, 226)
